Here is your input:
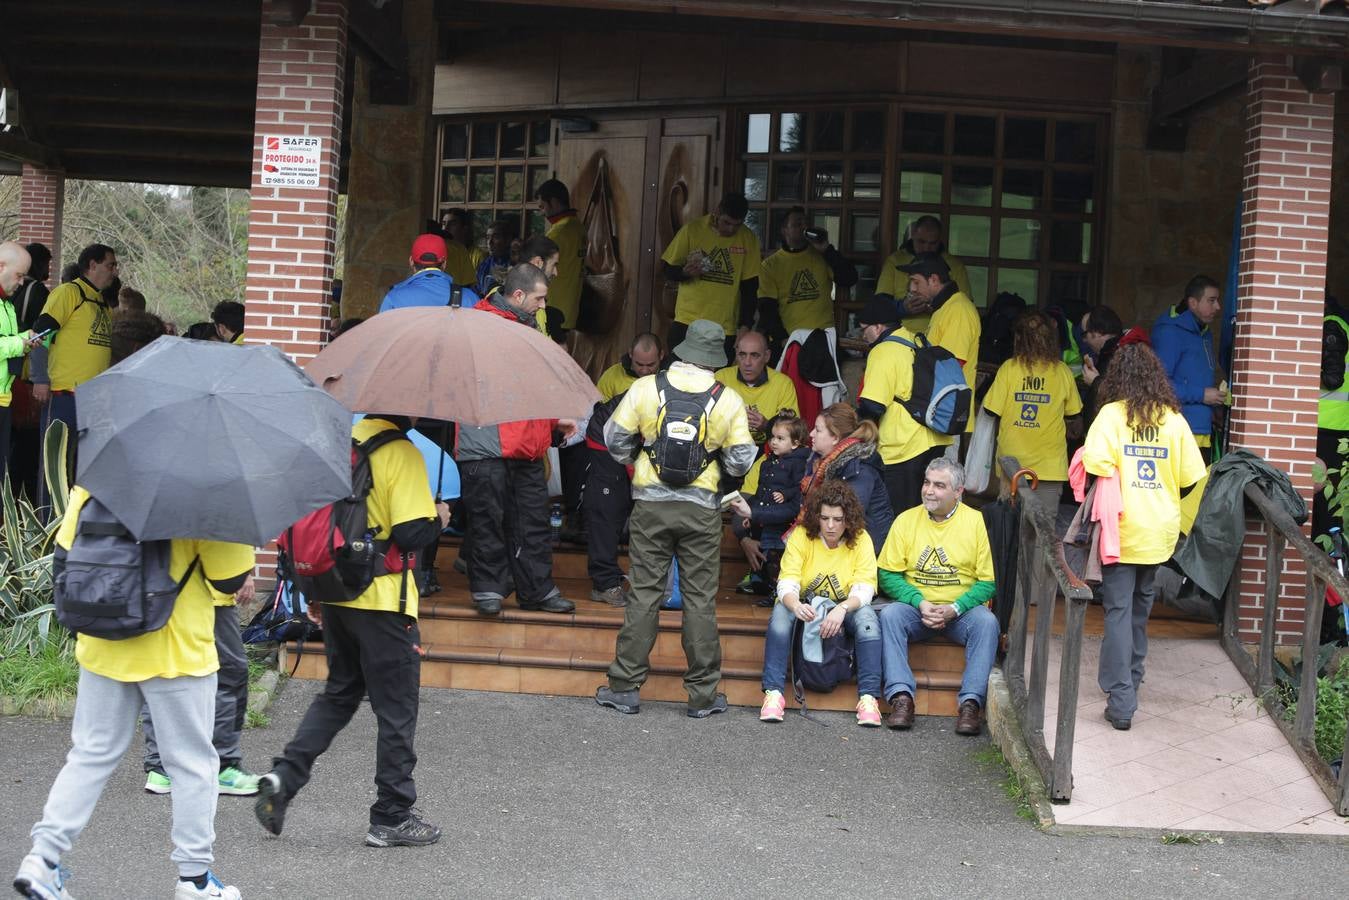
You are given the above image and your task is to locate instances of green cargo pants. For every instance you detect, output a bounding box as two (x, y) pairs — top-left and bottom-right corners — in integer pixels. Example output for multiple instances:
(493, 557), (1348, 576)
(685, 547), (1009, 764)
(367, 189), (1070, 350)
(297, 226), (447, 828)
(607, 499), (724, 710)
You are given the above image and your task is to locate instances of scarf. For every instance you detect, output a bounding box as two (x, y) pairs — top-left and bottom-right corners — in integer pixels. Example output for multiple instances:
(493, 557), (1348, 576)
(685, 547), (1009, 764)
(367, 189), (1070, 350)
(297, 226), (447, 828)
(785, 436), (874, 536)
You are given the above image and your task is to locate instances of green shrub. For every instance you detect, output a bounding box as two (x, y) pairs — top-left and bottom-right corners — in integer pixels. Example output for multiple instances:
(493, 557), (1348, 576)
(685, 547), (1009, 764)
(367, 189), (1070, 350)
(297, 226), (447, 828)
(0, 473), (65, 659)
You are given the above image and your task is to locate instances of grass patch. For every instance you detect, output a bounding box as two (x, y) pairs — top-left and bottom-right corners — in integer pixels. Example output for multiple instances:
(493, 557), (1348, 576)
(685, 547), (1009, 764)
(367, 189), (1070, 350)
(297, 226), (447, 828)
(972, 745), (1035, 822)
(1162, 831), (1224, 845)
(245, 708), (270, 729)
(0, 638), (77, 708)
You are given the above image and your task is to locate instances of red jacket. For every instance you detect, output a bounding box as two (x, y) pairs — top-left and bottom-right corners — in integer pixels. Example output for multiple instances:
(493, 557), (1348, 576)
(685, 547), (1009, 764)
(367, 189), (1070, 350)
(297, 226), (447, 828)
(454, 301), (558, 462)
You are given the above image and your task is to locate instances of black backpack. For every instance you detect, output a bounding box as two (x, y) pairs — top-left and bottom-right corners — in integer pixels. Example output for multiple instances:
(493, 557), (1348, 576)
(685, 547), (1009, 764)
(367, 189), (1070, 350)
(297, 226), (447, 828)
(645, 372), (724, 486)
(882, 333), (972, 435)
(276, 428), (415, 611)
(790, 597), (855, 722)
(53, 497), (201, 640)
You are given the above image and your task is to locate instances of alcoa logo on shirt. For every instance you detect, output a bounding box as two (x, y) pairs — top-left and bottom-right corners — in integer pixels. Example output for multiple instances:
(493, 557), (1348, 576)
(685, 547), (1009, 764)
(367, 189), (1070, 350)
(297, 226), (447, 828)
(1125, 444), (1168, 490)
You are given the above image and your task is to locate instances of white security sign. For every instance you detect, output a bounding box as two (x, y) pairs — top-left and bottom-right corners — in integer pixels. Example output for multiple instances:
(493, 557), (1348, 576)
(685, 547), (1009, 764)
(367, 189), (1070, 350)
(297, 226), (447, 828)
(260, 135), (323, 187)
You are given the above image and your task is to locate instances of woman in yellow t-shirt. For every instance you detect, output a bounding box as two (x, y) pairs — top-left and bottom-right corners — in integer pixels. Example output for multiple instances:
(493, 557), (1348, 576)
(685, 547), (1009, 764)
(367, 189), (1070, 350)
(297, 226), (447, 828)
(982, 310), (1083, 506)
(757, 481), (882, 727)
(1082, 344), (1205, 730)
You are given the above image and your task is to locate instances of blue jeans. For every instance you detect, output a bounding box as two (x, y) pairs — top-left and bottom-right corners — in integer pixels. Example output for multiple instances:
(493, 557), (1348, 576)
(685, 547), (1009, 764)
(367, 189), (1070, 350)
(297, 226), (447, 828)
(879, 602), (998, 707)
(760, 601), (883, 697)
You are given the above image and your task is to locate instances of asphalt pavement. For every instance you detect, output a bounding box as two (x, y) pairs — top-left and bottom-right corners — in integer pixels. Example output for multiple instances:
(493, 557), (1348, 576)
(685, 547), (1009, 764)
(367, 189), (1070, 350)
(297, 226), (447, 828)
(2, 682), (1344, 899)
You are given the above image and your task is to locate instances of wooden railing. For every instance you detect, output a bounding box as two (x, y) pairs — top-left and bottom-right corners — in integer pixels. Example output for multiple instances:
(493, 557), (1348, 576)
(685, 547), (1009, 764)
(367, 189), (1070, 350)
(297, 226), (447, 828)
(998, 457), (1094, 802)
(1221, 484), (1349, 817)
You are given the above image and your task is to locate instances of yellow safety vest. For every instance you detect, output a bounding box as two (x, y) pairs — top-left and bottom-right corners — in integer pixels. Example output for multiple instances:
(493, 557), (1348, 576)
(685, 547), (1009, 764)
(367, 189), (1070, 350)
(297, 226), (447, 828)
(1320, 315), (1349, 430)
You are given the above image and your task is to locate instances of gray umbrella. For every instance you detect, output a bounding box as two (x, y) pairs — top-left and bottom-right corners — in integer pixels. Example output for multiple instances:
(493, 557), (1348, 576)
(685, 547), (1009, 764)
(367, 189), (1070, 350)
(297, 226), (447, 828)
(74, 336), (353, 545)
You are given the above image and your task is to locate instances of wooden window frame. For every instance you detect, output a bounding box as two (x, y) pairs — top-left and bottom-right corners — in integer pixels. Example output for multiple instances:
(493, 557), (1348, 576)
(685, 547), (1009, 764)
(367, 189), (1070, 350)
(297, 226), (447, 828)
(434, 117), (554, 253)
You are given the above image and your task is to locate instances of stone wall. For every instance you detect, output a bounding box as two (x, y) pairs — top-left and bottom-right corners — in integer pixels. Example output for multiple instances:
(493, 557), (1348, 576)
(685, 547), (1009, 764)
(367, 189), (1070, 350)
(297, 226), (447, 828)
(340, 0), (438, 320)
(1103, 48), (1246, 331)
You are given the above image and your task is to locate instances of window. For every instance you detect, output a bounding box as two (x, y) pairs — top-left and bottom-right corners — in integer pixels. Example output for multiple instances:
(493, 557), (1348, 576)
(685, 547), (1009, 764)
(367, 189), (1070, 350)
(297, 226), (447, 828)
(436, 119), (552, 251)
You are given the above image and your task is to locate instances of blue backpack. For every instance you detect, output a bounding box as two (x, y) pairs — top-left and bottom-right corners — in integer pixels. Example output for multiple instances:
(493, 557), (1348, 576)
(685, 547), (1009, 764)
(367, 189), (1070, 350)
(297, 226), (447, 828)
(792, 596), (855, 698)
(883, 333), (971, 435)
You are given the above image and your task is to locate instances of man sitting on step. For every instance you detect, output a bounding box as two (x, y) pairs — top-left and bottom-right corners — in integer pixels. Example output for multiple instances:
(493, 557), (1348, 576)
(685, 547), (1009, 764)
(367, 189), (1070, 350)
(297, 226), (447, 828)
(875, 457), (997, 736)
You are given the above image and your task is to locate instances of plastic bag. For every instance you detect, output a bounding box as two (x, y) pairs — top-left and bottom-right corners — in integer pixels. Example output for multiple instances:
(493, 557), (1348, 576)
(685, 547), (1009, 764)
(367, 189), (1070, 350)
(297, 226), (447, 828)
(964, 408), (997, 494)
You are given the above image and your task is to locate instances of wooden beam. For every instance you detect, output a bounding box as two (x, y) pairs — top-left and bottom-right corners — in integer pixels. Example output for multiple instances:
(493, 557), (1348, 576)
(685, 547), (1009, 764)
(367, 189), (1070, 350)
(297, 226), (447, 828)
(0, 129), (58, 167)
(42, 106), (257, 138)
(59, 155), (251, 188)
(33, 76), (256, 109)
(350, 0), (407, 72)
(263, 0), (313, 26)
(1151, 52), (1250, 121)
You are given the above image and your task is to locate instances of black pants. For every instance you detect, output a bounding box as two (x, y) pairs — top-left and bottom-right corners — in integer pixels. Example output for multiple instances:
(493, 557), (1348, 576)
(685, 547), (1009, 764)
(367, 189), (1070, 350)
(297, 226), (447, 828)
(559, 442), (587, 526)
(461, 457), (557, 604)
(273, 604), (422, 827)
(418, 420), (455, 584)
(882, 445), (946, 515)
(584, 454), (632, 591)
(666, 321), (734, 369)
(0, 406), (11, 481)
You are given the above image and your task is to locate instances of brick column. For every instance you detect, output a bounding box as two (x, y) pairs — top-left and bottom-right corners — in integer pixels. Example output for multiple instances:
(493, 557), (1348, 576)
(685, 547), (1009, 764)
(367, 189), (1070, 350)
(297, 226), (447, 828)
(244, 0), (348, 363)
(18, 164), (64, 279)
(1228, 57), (1335, 644)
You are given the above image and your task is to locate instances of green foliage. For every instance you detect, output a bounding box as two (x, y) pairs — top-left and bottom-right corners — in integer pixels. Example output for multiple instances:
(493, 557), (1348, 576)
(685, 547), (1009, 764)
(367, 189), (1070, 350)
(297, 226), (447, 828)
(1315, 436), (1349, 552)
(245, 708), (270, 730)
(972, 745), (1035, 822)
(42, 419), (69, 524)
(0, 471), (68, 663)
(1286, 664), (1349, 764)
(0, 637), (77, 707)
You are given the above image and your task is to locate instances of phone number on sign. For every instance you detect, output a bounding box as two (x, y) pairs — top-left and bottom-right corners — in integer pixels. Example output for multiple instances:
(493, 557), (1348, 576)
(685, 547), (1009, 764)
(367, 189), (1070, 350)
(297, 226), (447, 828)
(263, 177), (319, 186)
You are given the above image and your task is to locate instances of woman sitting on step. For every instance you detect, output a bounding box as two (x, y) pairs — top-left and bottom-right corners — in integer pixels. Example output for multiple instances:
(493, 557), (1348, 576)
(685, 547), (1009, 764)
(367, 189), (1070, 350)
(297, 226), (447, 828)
(792, 403), (894, 551)
(758, 481), (883, 727)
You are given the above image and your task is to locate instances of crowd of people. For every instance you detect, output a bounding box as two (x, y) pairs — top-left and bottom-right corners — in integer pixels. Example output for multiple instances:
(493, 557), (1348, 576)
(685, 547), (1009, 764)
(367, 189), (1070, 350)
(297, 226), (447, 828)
(0, 179), (1238, 898)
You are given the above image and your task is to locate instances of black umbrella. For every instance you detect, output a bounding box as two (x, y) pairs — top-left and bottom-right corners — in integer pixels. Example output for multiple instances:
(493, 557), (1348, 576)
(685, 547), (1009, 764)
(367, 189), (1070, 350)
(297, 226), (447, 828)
(982, 476), (1024, 638)
(74, 337), (353, 544)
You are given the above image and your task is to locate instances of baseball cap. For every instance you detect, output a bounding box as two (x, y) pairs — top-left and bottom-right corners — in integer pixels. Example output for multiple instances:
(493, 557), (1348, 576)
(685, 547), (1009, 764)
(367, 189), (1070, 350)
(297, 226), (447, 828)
(856, 295), (900, 326)
(896, 251), (951, 280)
(410, 233), (448, 266)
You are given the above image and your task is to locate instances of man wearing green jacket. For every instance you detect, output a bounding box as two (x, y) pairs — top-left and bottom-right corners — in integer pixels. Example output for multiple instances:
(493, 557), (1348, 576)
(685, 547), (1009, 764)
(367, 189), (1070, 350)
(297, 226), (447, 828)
(875, 456), (997, 735)
(0, 241), (41, 473)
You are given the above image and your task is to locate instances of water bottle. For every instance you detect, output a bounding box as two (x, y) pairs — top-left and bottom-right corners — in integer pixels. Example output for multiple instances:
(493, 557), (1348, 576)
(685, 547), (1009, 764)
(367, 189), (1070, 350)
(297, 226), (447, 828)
(549, 503), (563, 545)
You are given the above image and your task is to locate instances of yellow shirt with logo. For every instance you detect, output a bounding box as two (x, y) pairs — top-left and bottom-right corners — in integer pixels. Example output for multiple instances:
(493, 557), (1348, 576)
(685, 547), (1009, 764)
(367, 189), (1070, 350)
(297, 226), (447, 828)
(596, 362), (636, 402)
(713, 366), (800, 444)
(661, 215), (762, 332)
(60, 486), (255, 683)
(40, 280), (112, 391)
(1083, 402), (1206, 565)
(874, 249), (973, 333)
(778, 527), (877, 604)
(759, 247), (834, 334)
(877, 503), (993, 605)
(340, 418), (437, 618)
(858, 328), (951, 465)
(546, 213), (585, 330)
(925, 290), (981, 432)
(444, 242), (477, 290)
(609, 363), (753, 497)
(982, 357), (1082, 482)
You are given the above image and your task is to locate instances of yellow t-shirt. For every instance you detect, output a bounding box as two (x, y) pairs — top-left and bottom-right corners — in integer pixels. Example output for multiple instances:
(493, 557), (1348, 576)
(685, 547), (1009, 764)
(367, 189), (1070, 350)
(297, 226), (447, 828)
(60, 486), (255, 683)
(858, 328), (951, 465)
(877, 503), (994, 605)
(875, 249), (973, 333)
(609, 363), (752, 496)
(1082, 402), (1207, 565)
(546, 213), (585, 330)
(982, 358), (1083, 482)
(778, 527), (877, 603)
(713, 366), (800, 444)
(661, 215), (762, 332)
(340, 418), (438, 618)
(596, 362), (636, 402)
(443, 242), (477, 290)
(40, 280), (112, 391)
(925, 291), (981, 432)
(759, 247), (835, 334)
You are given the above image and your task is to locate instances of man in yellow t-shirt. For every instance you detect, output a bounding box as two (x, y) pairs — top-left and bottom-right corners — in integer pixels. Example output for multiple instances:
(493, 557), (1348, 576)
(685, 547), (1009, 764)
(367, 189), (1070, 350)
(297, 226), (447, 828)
(660, 192), (761, 361)
(901, 252), (980, 435)
(257, 415), (450, 848)
(597, 319), (756, 718)
(874, 215), (973, 333)
(596, 332), (663, 401)
(1083, 363), (1205, 729)
(876, 456), (997, 734)
(536, 179), (585, 337)
(756, 206), (858, 346)
(18, 485), (253, 900)
(714, 330), (800, 445)
(855, 295), (949, 514)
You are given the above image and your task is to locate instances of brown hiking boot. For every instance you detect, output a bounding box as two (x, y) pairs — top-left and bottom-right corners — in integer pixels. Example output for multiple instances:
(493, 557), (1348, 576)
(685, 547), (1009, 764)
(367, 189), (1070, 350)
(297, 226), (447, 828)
(955, 699), (982, 736)
(885, 693), (915, 730)
(590, 586), (628, 607)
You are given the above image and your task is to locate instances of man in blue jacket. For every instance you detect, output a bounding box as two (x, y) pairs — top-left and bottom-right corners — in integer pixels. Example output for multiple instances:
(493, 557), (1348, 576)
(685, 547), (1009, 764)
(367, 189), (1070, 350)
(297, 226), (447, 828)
(1152, 275), (1225, 462)
(379, 234), (481, 313)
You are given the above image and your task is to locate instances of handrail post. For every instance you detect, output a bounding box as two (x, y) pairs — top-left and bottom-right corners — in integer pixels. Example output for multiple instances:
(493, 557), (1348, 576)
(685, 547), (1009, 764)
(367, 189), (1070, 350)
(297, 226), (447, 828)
(1051, 592), (1087, 801)
(1004, 517), (1031, 687)
(1293, 573), (1324, 746)
(1256, 525), (1280, 696)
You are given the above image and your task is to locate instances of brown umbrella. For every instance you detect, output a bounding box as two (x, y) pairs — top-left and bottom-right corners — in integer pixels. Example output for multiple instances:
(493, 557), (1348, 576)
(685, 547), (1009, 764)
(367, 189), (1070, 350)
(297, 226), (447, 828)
(305, 306), (600, 425)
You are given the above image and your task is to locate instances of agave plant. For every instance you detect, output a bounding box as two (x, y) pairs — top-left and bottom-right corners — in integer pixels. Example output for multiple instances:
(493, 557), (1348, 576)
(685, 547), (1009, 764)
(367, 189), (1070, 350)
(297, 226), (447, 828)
(0, 420), (70, 657)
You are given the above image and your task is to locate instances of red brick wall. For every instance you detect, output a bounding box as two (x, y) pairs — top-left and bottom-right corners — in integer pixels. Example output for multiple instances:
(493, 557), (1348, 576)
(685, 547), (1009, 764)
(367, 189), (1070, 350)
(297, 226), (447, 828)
(18, 164), (64, 281)
(1228, 57), (1334, 644)
(243, 0), (348, 364)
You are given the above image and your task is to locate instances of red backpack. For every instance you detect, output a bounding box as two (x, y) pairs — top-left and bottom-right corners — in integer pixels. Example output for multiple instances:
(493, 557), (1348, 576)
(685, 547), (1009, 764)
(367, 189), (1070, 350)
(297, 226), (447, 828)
(277, 428), (415, 611)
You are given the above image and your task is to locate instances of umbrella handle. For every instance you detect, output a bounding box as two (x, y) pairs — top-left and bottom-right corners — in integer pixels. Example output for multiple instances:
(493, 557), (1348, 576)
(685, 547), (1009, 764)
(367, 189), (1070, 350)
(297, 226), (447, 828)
(1009, 468), (1038, 499)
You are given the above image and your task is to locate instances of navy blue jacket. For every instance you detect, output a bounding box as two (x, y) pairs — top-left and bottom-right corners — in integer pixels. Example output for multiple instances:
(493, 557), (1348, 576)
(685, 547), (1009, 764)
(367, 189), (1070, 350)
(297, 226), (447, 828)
(802, 442), (895, 551)
(747, 446), (812, 529)
(1151, 306), (1215, 437)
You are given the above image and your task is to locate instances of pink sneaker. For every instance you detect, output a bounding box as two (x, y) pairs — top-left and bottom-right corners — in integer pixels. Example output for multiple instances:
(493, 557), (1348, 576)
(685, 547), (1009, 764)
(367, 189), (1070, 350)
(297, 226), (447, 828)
(759, 690), (786, 722)
(856, 694), (882, 727)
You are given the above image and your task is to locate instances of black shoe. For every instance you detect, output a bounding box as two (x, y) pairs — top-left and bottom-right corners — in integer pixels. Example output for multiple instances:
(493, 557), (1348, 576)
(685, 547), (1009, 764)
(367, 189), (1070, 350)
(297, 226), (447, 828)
(1104, 708), (1132, 731)
(365, 812), (441, 848)
(687, 693), (728, 718)
(419, 571), (441, 596)
(519, 595), (575, 614)
(254, 773), (289, 836)
(453, 557), (468, 575)
(474, 596), (502, 616)
(595, 685), (640, 714)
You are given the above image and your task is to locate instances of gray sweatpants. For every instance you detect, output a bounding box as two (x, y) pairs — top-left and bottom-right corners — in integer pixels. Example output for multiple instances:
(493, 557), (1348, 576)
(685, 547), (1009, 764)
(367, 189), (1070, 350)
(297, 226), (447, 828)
(30, 667), (219, 878)
(143, 605), (248, 770)
(1098, 562), (1157, 720)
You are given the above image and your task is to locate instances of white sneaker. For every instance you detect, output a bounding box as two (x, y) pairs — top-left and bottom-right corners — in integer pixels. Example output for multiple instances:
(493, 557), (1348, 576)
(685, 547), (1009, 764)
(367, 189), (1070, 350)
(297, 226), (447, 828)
(13, 852), (74, 900)
(174, 872), (241, 900)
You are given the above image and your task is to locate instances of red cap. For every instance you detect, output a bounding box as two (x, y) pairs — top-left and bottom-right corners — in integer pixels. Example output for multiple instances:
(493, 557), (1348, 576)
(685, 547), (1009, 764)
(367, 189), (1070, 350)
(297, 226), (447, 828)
(1118, 326), (1151, 348)
(410, 233), (447, 266)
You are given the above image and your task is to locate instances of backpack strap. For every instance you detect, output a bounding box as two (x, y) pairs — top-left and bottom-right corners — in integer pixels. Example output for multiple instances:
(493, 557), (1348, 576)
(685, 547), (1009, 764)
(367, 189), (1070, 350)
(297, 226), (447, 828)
(790, 614), (829, 727)
(175, 555), (202, 595)
(448, 284), (463, 308)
